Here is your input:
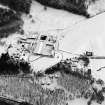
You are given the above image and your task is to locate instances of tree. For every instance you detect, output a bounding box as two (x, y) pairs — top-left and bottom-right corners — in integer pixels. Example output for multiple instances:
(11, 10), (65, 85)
(0, 0), (32, 14)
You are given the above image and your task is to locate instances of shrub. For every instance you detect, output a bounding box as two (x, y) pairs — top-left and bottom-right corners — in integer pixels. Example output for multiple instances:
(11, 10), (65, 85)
(0, 0), (32, 14)
(0, 52), (31, 75)
(19, 102), (33, 105)
(0, 8), (20, 27)
(0, 8), (23, 38)
(35, 0), (89, 17)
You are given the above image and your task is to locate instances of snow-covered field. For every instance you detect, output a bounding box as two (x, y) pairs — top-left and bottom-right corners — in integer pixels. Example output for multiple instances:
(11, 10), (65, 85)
(59, 11), (105, 83)
(59, 12), (105, 55)
(22, 2), (105, 105)
(0, 1), (105, 105)
(20, 1), (86, 71)
(22, 1), (86, 33)
(23, 1), (105, 81)
(1, 0), (105, 78)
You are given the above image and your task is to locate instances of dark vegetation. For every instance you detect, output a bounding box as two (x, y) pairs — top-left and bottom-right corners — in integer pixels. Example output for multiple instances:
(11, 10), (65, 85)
(45, 58), (74, 74)
(0, 20), (23, 38)
(19, 102), (33, 105)
(0, 98), (32, 105)
(0, 101), (12, 105)
(87, 87), (105, 105)
(45, 57), (105, 105)
(57, 70), (105, 105)
(0, 8), (20, 27)
(78, 55), (90, 66)
(45, 63), (61, 74)
(83, 78), (105, 105)
(0, 0), (32, 14)
(57, 71), (92, 98)
(35, 0), (90, 17)
(0, 52), (31, 75)
(0, 76), (68, 105)
(0, 0), (32, 38)
(45, 58), (91, 79)
(35, 71), (45, 78)
(0, 8), (23, 38)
